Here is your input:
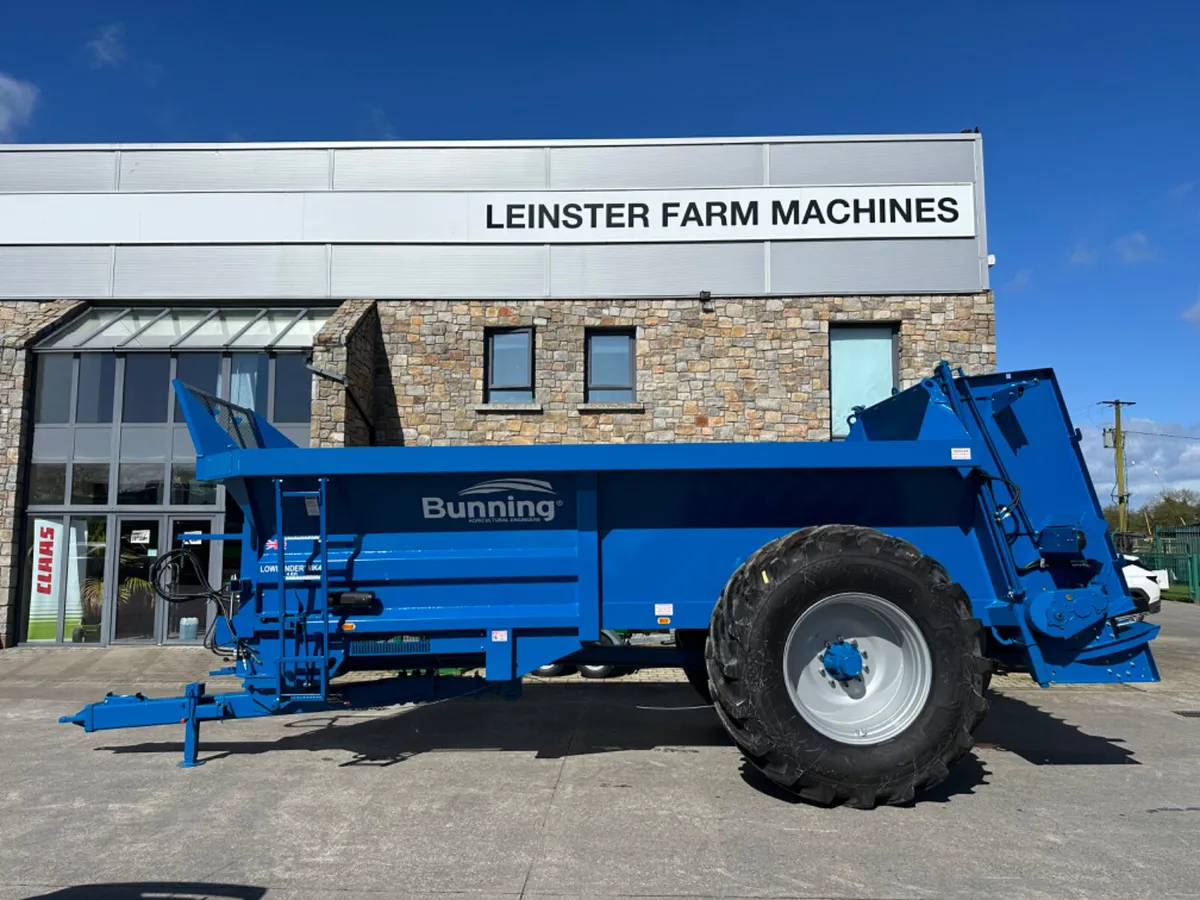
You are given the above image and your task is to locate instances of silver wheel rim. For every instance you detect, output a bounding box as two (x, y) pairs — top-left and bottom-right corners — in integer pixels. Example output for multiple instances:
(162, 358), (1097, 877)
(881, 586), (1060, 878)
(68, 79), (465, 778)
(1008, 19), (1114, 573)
(783, 592), (933, 746)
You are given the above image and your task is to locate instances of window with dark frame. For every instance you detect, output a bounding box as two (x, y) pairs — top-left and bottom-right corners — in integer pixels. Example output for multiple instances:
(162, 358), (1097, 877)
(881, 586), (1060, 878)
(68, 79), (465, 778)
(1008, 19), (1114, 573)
(585, 329), (636, 403)
(485, 327), (535, 404)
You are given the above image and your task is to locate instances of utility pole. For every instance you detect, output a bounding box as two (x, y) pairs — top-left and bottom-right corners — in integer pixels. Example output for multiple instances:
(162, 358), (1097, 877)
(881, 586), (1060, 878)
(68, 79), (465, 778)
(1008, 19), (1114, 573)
(1101, 400), (1136, 538)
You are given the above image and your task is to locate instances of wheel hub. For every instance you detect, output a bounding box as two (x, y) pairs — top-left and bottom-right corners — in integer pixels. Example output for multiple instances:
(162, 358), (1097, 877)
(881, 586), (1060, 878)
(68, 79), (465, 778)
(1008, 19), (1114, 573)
(782, 592), (933, 746)
(821, 639), (863, 681)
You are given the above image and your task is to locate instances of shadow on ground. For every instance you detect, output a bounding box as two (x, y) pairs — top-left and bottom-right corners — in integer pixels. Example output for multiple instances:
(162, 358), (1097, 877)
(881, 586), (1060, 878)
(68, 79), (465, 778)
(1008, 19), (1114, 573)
(21, 883), (266, 900)
(736, 691), (1137, 806)
(95, 684), (1138, 799)
(99, 682), (729, 767)
(738, 750), (993, 806)
(977, 692), (1138, 765)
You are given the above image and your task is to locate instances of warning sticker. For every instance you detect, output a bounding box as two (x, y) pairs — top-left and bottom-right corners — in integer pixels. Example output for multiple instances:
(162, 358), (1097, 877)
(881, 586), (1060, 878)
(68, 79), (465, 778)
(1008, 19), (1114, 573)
(654, 603), (674, 617)
(491, 630), (509, 643)
(951, 447), (972, 461)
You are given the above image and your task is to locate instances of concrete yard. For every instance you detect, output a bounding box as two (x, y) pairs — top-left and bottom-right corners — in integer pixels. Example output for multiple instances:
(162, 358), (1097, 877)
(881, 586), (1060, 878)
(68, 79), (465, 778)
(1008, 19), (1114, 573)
(2, 605), (1199, 900)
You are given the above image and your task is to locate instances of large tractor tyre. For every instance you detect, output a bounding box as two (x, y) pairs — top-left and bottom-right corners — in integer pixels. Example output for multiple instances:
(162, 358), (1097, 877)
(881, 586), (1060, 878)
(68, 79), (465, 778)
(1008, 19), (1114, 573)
(675, 628), (713, 704)
(707, 524), (989, 809)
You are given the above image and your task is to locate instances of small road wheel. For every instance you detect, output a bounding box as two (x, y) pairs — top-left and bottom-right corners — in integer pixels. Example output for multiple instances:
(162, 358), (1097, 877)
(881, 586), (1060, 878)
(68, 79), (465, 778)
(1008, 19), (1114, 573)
(708, 524), (988, 808)
(534, 663), (570, 677)
(578, 630), (622, 679)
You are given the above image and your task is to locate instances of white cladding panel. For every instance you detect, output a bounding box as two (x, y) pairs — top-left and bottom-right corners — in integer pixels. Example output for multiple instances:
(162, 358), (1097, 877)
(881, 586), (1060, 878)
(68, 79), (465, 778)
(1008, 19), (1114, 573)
(0, 186), (974, 245)
(550, 243), (763, 298)
(119, 149), (329, 191)
(113, 245), (327, 298)
(770, 239), (986, 294)
(768, 140), (977, 185)
(0, 246), (112, 298)
(0, 151), (116, 192)
(333, 147), (546, 190)
(549, 143), (763, 189)
(331, 245), (546, 298)
(0, 136), (988, 298)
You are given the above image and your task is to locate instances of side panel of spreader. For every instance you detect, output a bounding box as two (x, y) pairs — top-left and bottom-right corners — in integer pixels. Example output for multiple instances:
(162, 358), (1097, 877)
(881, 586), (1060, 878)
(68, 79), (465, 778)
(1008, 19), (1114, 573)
(227, 464), (992, 650)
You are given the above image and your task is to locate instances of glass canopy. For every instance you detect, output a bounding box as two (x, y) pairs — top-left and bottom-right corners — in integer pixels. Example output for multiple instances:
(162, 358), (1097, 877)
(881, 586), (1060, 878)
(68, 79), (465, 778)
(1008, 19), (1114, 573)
(35, 306), (335, 351)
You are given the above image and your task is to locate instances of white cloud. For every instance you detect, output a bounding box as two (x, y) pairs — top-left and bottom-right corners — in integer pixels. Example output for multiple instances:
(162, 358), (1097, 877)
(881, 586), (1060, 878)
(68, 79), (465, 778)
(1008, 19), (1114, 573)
(370, 108), (397, 140)
(1002, 269), (1032, 291)
(1080, 418), (1200, 506)
(1113, 231), (1158, 263)
(1183, 287), (1200, 328)
(0, 73), (39, 141)
(1069, 240), (1098, 266)
(1167, 181), (1197, 202)
(86, 23), (127, 69)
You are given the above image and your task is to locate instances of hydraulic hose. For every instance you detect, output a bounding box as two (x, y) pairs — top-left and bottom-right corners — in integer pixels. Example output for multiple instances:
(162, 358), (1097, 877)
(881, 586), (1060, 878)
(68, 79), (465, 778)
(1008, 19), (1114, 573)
(149, 548), (239, 658)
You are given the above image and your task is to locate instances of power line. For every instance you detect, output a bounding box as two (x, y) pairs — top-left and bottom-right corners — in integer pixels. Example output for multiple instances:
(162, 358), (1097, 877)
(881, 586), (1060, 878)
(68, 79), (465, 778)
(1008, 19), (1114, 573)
(1123, 430), (1200, 441)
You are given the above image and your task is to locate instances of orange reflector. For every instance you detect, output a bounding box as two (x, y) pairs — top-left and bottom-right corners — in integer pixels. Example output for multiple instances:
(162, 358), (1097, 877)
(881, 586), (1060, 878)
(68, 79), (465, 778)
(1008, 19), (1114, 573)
(658, 617), (671, 625)
(342, 622), (356, 631)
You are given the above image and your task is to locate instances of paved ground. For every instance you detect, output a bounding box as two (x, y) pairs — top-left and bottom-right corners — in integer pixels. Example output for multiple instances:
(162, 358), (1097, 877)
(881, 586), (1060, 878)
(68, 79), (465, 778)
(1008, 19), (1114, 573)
(1, 604), (1198, 900)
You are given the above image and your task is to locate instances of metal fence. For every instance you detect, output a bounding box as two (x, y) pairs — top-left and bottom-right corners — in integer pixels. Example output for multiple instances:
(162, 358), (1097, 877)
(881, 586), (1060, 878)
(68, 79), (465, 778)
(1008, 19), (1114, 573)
(1135, 552), (1200, 602)
(1153, 525), (1200, 557)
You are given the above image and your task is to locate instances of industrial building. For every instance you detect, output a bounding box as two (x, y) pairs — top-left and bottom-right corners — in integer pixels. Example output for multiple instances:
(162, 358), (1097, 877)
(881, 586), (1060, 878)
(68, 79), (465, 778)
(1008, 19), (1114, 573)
(0, 132), (995, 647)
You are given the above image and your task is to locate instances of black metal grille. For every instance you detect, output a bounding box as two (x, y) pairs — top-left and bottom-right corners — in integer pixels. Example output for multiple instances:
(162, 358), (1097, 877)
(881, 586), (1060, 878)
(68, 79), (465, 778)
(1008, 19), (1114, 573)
(184, 383), (265, 450)
(348, 639), (433, 657)
(1175, 711), (1200, 718)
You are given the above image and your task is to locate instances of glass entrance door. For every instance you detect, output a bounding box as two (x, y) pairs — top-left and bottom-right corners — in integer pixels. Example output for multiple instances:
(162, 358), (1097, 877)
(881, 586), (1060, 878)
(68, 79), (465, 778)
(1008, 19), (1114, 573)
(112, 518), (160, 641)
(165, 518), (213, 642)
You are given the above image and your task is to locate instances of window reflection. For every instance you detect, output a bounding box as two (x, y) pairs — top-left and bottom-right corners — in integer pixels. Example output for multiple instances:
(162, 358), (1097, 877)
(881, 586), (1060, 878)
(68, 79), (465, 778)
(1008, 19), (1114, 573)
(65, 517), (106, 644)
(117, 463), (165, 505)
(230, 353), (269, 413)
(171, 462), (217, 505)
(122, 354), (171, 423)
(34, 355), (72, 424)
(174, 353), (222, 421)
(70, 463), (110, 505)
(76, 354), (116, 424)
(29, 463), (67, 505)
(273, 353), (312, 423)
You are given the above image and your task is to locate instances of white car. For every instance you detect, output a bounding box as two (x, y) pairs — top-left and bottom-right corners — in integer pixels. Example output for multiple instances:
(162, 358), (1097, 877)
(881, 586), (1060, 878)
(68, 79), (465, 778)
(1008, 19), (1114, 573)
(1121, 554), (1168, 616)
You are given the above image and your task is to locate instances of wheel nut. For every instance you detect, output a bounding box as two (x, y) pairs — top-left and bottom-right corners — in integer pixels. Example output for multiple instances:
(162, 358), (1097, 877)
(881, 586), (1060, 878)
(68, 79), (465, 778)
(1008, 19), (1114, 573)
(850, 639), (858, 648)
(861, 651), (868, 660)
(863, 666), (870, 674)
(818, 668), (826, 677)
(829, 679), (837, 688)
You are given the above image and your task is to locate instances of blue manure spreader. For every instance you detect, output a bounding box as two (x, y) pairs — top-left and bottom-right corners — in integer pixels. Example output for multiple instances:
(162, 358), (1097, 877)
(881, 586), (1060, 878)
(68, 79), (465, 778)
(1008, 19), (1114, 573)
(62, 362), (1160, 808)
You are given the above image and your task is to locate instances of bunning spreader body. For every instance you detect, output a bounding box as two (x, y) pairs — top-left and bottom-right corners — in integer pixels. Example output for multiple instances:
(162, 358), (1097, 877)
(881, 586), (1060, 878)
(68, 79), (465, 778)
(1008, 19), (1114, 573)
(62, 362), (1159, 808)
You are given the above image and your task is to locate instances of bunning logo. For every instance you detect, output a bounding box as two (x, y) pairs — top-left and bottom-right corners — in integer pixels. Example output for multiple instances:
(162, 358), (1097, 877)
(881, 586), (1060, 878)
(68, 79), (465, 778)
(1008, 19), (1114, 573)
(422, 478), (562, 524)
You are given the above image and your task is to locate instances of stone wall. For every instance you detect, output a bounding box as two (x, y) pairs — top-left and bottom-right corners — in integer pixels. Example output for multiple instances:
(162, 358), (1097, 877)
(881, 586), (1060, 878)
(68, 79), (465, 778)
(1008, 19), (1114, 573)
(0, 300), (88, 646)
(372, 296), (995, 446)
(310, 299), (380, 448)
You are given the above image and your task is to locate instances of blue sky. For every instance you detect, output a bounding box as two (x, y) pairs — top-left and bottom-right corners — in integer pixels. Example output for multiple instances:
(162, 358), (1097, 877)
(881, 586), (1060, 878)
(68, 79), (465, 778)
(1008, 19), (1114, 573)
(1, 0), (1197, 502)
